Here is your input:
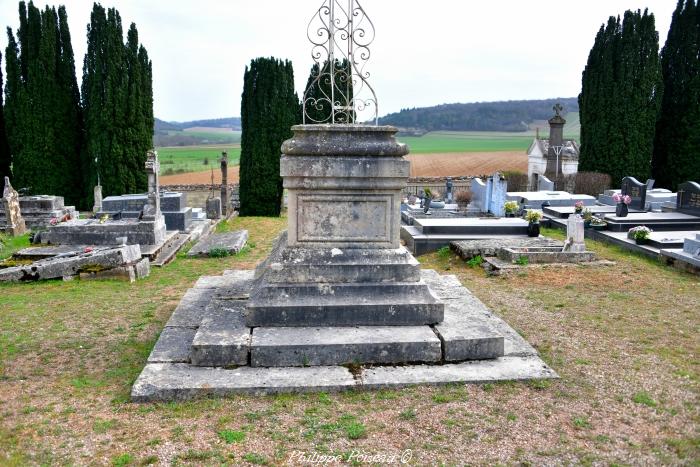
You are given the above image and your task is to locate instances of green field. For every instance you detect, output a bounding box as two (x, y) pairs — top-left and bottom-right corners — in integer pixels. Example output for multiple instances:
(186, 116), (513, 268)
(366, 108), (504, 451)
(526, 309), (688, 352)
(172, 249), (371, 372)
(156, 146), (241, 175)
(156, 114), (581, 174)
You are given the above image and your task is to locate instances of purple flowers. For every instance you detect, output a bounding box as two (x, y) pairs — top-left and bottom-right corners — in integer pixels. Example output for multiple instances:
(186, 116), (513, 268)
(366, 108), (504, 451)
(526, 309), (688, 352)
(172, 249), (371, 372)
(613, 193), (632, 205)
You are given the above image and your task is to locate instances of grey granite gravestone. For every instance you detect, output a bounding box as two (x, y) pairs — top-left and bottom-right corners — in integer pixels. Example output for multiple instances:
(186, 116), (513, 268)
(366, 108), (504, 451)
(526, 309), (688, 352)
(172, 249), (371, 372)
(676, 181), (700, 217)
(621, 176), (648, 211)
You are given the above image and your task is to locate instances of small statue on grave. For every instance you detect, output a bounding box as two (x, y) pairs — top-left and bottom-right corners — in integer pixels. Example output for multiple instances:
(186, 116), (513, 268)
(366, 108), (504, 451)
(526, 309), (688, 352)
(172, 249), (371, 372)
(445, 177), (454, 203)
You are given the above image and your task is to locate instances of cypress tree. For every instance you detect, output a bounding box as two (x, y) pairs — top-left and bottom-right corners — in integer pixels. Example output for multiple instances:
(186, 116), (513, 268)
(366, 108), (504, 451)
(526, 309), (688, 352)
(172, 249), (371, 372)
(82, 4), (152, 199)
(239, 57), (299, 216)
(4, 2), (83, 205)
(0, 52), (12, 182)
(578, 10), (661, 185)
(653, 0), (700, 189)
(303, 59), (354, 123)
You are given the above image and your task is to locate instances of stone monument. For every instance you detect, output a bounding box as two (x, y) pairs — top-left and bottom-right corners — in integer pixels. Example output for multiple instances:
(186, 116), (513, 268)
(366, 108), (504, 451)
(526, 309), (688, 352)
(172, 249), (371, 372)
(445, 177), (454, 203)
(142, 151), (161, 221)
(1, 177), (27, 236)
(564, 213), (586, 252)
(545, 103), (566, 178)
(220, 151), (228, 216)
(93, 185), (103, 214)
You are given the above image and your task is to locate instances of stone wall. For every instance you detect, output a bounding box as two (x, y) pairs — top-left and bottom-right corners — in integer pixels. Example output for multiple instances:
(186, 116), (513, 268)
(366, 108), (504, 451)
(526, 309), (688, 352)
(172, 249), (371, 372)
(161, 184), (240, 211)
(405, 177), (473, 197)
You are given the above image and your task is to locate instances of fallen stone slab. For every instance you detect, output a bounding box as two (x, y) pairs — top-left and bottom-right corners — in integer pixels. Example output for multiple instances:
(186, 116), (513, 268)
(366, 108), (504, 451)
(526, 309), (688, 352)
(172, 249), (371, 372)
(190, 300), (250, 367)
(131, 364), (357, 401)
(187, 230), (248, 257)
(450, 237), (563, 260)
(359, 356), (557, 388)
(250, 325), (442, 367)
(0, 244), (143, 282)
(79, 257), (150, 283)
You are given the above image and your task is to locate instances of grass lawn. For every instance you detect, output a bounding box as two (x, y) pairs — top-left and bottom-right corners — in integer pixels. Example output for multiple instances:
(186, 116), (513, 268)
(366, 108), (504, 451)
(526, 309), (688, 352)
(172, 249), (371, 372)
(156, 146), (241, 175)
(0, 220), (698, 465)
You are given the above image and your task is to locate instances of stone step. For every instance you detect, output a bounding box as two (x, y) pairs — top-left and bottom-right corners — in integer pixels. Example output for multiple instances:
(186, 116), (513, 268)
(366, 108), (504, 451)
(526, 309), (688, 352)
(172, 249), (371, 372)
(246, 281), (444, 326)
(250, 326), (442, 367)
(262, 246), (421, 283)
(190, 300), (250, 367)
(151, 233), (191, 267)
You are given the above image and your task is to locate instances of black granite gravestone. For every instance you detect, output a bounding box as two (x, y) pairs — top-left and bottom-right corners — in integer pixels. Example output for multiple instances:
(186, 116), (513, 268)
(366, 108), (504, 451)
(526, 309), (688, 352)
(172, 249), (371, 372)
(621, 176), (647, 211)
(677, 181), (700, 217)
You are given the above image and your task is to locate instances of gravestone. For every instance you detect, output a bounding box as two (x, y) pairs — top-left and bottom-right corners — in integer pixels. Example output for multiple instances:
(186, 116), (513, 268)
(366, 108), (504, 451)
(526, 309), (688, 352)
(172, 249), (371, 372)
(2, 177), (27, 236)
(620, 176), (648, 211)
(565, 214), (585, 252)
(142, 151), (161, 221)
(220, 152), (229, 216)
(537, 174), (554, 192)
(471, 177), (486, 212)
(93, 185), (103, 214)
(488, 172), (508, 217)
(206, 197), (222, 219)
(676, 181), (700, 217)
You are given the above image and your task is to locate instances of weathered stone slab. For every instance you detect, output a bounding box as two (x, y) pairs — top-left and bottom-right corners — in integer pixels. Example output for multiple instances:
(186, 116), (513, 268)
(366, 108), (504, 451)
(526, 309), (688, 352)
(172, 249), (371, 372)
(194, 270), (255, 289)
(450, 237), (563, 260)
(187, 230), (248, 257)
(250, 326), (441, 367)
(359, 356), (557, 388)
(434, 300), (504, 361)
(131, 364), (356, 401)
(165, 288), (214, 328)
(148, 327), (197, 363)
(420, 271), (536, 357)
(0, 245), (142, 282)
(190, 301), (250, 367)
(79, 257), (150, 282)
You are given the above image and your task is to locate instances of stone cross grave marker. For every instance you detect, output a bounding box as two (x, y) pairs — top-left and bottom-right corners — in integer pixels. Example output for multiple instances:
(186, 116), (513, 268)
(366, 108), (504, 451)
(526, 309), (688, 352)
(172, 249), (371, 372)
(220, 151), (228, 216)
(2, 177), (27, 236)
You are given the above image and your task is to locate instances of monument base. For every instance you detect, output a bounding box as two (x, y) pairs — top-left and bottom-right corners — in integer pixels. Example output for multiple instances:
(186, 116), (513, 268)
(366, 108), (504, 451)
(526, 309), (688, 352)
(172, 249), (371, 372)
(131, 269), (556, 401)
(42, 216), (167, 246)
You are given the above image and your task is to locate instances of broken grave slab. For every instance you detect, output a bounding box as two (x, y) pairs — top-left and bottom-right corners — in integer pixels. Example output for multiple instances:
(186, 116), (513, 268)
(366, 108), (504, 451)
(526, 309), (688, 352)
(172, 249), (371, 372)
(187, 230), (248, 257)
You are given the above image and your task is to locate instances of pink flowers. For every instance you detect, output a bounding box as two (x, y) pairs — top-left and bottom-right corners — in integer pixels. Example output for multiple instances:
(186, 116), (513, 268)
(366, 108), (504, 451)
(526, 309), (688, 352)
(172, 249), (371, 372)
(574, 201), (584, 209)
(613, 193), (632, 205)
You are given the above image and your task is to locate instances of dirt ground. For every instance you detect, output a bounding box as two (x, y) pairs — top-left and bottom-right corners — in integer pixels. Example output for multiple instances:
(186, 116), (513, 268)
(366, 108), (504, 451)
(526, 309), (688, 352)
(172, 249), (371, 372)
(160, 151), (526, 185)
(406, 151), (527, 177)
(161, 166), (240, 185)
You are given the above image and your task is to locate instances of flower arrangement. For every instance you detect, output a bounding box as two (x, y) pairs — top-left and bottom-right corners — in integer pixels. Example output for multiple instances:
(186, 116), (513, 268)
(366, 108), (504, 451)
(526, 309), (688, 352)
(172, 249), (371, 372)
(582, 208), (593, 221)
(590, 217), (607, 226)
(628, 226), (652, 241)
(613, 193), (632, 205)
(574, 201), (584, 212)
(504, 201), (519, 215)
(524, 209), (542, 223)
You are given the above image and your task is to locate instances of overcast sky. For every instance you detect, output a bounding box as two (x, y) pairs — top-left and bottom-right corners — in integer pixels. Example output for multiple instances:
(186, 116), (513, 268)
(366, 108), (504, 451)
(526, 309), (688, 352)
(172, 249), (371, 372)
(0, 0), (676, 122)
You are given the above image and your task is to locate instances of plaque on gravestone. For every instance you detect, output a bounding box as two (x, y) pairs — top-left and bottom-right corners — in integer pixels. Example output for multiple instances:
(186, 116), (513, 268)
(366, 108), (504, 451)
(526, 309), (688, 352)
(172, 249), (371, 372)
(620, 176), (647, 211)
(676, 181), (700, 217)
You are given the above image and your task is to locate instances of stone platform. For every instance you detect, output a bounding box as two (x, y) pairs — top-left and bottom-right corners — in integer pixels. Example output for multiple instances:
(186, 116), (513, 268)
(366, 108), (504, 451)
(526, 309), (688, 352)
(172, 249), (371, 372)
(131, 269), (556, 401)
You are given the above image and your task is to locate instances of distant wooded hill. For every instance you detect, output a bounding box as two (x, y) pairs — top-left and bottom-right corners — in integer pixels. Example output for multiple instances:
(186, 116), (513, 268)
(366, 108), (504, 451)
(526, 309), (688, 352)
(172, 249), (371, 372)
(155, 117), (241, 132)
(378, 98), (579, 132)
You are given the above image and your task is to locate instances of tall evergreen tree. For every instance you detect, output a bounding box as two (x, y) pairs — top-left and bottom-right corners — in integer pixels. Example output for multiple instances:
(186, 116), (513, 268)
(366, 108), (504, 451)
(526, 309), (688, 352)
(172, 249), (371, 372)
(578, 10), (662, 185)
(653, 0), (700, 189)
(82, 4), (152, 200)
(239, 57), (299, 216)
(4, 2), (83, 205)
(0, 52), (12, 182)
(303, 59), (353, 123)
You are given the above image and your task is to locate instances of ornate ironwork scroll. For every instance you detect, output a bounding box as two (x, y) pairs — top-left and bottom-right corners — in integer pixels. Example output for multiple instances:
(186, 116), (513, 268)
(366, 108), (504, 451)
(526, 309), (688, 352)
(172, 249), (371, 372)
(303, 0), (378, 124)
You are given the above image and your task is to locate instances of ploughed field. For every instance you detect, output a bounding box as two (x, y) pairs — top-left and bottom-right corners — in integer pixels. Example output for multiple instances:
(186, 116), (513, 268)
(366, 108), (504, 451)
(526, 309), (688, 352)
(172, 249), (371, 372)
(157, 131), (535, 182)
(0, 220), (698, 465)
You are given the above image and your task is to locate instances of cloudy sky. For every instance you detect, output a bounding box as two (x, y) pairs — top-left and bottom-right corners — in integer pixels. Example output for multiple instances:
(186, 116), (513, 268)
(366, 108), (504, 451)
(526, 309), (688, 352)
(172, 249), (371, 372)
(0, 0), (676, 122)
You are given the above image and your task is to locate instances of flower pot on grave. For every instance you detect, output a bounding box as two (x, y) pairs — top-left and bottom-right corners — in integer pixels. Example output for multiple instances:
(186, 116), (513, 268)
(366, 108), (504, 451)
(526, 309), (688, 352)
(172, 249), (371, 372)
(584, 220), (592, 229)
(592, 224), (607, 231)
(635, 237), (648, 245)
(575, 208), (583, 214)
(527, 222), (540, 237)
(616, 203), (629, 217)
